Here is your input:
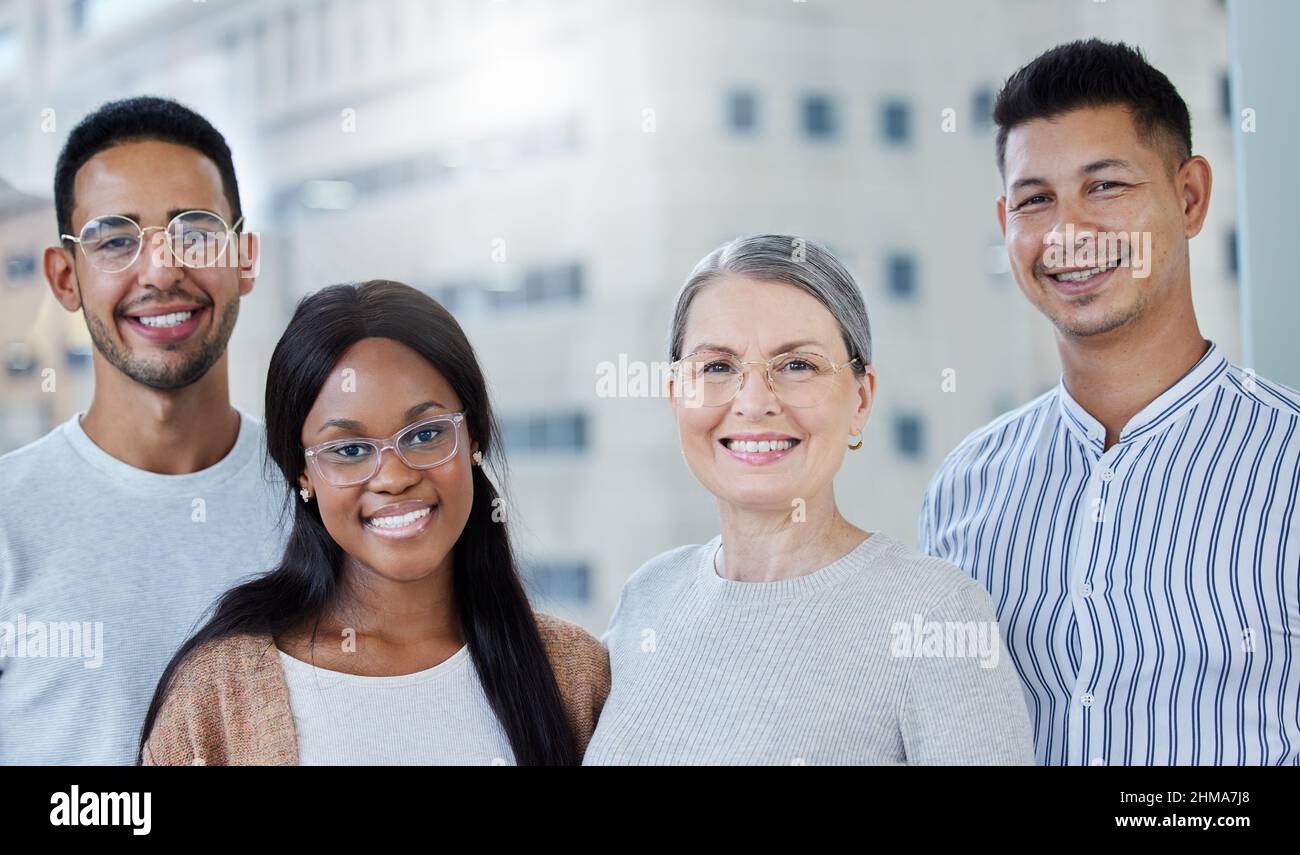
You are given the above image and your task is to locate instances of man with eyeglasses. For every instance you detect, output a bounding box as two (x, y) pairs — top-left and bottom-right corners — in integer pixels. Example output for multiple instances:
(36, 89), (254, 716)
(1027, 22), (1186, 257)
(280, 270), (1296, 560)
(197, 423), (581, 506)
(0, 96), (290, 764)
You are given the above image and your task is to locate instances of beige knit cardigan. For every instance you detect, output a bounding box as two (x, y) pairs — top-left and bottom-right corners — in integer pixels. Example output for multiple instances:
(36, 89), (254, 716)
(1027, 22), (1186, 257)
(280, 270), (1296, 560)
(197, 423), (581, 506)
(141, 612), (610, 765)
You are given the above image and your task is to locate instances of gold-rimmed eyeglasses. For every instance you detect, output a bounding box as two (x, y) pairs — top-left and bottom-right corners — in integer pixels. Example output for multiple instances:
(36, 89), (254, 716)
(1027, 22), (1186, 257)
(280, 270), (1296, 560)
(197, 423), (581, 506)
(304, 412), (466, 488)
(671, 350), (861, 408)
(61, 210), (245, 274)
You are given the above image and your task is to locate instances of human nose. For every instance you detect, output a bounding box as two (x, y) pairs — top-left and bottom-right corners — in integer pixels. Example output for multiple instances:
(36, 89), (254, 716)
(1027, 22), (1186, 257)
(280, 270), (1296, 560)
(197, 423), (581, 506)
(730, 360), (779, 416)
(132, 227), (184, 287)
(1047, 196), (1100, 262)
(366, 442), (422, 493)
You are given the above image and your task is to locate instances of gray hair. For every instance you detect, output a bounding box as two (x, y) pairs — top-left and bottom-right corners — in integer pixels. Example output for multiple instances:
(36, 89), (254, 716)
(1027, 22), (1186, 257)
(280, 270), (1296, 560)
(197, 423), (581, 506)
(668, 234), (872, 372)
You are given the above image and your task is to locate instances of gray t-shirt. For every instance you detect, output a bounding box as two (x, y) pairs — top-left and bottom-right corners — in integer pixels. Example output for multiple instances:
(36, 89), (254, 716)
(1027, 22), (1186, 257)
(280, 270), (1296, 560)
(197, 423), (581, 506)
(0, 409), (290, 764)
(279, 645), (516, 765)
(583, 531), (1037, 765)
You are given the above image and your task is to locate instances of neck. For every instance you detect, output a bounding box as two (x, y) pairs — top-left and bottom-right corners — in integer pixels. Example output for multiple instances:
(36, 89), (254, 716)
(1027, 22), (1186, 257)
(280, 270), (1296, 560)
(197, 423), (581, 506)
(1057, 288), (1207, 451)
(80, 352), (240, 474)
(716, 486), (868, 583)
(326, 551), (463, 648)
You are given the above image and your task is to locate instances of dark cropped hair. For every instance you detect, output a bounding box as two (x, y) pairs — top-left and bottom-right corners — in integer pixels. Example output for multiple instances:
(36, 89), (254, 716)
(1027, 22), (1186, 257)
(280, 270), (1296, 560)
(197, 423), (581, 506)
(993, 39), (1192, 178)
(138, 281), (578, 766)
(54, 96), (243, 238)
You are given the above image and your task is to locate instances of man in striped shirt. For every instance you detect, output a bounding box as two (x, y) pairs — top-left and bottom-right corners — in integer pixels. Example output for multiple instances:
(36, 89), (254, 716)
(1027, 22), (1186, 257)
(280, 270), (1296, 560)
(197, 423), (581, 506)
(918, 40), (1300, 765)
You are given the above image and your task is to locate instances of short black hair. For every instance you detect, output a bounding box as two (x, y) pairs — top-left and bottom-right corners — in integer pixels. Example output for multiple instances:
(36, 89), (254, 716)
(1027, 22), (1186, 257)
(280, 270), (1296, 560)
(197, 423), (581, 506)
(993, 39), (1192, 178)
(54, 96), (242, 239)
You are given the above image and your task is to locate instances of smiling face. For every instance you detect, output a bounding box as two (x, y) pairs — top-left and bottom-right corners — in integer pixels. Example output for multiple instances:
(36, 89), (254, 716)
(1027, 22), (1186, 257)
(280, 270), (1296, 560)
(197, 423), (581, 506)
(669, 276), (874, 513)
(297, 337), (478, 584)
(58, 138), (253, 389)
(997, 104), (1206, 339)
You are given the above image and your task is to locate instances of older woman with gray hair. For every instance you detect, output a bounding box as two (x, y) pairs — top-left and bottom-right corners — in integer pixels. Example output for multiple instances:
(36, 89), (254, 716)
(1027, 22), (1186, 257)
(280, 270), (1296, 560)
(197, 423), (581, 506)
(583, 234), (1035, 765)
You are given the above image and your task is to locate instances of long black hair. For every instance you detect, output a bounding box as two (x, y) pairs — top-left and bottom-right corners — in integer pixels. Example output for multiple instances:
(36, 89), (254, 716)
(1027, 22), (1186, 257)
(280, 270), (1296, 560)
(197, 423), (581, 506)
(138, 280), (578, 765)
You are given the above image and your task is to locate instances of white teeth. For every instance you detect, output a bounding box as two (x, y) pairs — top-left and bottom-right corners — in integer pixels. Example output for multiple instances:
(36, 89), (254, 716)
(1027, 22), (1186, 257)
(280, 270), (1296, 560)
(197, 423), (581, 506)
(137, 311), (194, 327)
(724, 439), (795, 452)
(366, 507), (431, 529)
(1052, 261), (1118, 282)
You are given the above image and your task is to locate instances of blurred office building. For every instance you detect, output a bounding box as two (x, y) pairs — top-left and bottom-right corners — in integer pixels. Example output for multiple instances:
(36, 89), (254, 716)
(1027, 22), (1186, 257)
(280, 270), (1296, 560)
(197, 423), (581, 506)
(0, 0), (1241, 631)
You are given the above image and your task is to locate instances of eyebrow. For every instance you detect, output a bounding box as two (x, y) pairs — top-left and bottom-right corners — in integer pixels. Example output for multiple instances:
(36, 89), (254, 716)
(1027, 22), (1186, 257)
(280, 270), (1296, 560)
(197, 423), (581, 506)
(1009, 159), (1136, 195)
(1082, 158), (1134, 174)
(686, 340), (828, 357)
(90, 208), (219, 226)
(317, 400), (447, 434)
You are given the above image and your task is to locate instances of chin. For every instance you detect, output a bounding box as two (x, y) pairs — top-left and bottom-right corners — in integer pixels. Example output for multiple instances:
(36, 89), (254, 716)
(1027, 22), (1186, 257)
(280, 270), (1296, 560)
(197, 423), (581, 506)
(713, 482), (803, 513)
(371, 559), (442, 583)
(1051, 302), (1139, 338)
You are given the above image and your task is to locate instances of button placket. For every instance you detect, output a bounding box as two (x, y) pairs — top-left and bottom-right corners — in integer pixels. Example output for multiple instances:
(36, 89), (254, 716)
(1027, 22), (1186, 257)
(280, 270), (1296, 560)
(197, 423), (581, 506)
(1067, 440), (1123, 763)
(1077, 442), (1129, 762)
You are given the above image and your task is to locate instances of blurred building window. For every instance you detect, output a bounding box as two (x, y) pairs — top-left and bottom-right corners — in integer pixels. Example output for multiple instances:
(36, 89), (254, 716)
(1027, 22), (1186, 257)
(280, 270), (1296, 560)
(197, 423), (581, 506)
(541, 262), (583, 301)
(501, 411), (588, 454)
(972, 86), (994, 131)
(886, 253), (918, 299)
(484, 261), (582, 311)
(69, 0), (90, 33)
(251, 18), (267, 101)
(66, 344), (92, 370)
(283, 7), (298, 87)
(523, 561), (591, 604)
(72, 0), (175, 37)
(801, 93), (837, 139)
(275, 117), (580, 217)
(6, 342), (34, 376)
(882, 99), (911, 145)
(727, 89), (758, 133)
(426, 263), (582, 315)
(5, 254), (36, 282)
(894, 413), (925, 458)
(0, 26), (21, 78)
(316, 0), (332, 78)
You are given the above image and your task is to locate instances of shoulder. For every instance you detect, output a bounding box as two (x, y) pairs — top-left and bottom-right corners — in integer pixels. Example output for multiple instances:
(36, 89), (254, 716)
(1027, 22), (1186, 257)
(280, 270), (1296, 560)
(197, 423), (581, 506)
(179, 632), (279, 682)
(925, 388), (1058, 489)
(0, 422), (73, 486)
(1220, 362), (1300, 422)
(857, 533), (991, 617)
(154, 631), (280, 720)
(534, 612), (605, 667)
(533, 613), (609, 698)
(532, 613), (610, 755)
(615, 541), (711, 604)
(143, 632), (286, 765)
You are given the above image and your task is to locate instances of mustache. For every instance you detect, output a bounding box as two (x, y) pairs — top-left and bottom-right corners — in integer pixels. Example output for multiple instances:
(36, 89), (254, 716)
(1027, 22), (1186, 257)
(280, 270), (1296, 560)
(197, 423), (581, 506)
(116, 293), (212, 316)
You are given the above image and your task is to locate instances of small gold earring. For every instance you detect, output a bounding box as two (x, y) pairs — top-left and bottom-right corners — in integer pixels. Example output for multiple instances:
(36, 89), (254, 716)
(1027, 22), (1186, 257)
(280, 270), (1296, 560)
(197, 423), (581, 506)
(299, 487), (311, 502)
(472, 450), (483, 466)
(848, 432), (863, 451)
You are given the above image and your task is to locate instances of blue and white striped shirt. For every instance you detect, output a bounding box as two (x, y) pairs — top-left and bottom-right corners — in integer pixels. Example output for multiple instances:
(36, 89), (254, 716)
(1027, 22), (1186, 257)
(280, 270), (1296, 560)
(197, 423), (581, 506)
(918, 341), (1300, 765)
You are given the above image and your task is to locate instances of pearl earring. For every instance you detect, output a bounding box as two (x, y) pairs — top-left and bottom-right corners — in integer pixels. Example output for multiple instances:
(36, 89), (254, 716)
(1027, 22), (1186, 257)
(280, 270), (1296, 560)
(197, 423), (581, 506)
(472, 451), (483, 466)
(299, 487), (311, 502)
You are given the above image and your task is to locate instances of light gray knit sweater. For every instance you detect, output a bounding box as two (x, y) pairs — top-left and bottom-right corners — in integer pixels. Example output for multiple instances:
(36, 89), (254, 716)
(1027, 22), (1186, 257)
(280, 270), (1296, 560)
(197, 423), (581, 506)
(583, 531), (1036, 765)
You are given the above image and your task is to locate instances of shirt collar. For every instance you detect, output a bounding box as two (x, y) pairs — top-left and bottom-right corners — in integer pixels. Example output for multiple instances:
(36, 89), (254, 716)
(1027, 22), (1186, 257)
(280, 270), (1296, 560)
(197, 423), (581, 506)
(1056, 339), (1229, 452)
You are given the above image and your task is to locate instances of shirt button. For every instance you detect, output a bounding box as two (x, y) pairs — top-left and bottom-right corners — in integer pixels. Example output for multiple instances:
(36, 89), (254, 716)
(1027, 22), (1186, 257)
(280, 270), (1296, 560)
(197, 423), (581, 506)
(1080, 692), (1095, 707)
(1100, 468), (1115, 482)
(1080, 582), (1093, 597)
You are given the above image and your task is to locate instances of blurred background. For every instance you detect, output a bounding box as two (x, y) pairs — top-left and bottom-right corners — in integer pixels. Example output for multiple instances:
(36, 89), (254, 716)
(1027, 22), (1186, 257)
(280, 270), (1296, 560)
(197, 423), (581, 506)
(0, 0), (1290, 633)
